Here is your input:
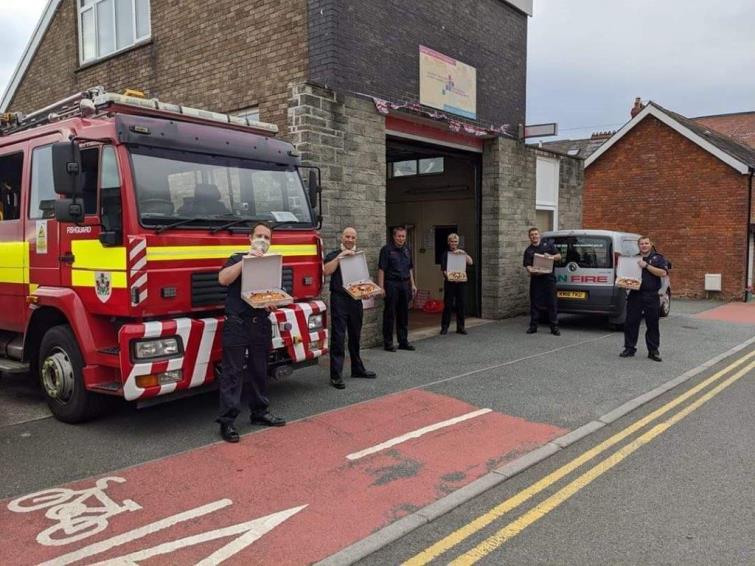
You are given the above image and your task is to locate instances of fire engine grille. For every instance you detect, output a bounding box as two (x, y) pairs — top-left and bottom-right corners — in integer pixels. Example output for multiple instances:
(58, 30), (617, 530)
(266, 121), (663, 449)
(191, 267), (294, 307)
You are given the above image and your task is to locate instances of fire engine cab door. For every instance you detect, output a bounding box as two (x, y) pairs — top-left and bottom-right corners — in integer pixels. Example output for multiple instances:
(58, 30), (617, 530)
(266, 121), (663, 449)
(27, 140), (63, 291)
(0, 150), (25, 332)
(58, 145), (125, 314)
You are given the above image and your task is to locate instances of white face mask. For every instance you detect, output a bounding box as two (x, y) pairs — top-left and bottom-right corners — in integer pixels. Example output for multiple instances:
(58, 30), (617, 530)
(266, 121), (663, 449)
(251, 237), (270, 254)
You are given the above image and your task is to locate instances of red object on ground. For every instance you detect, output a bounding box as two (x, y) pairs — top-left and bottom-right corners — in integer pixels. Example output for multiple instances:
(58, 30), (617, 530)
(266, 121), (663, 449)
(694, 302), (755, 325)
(0, 390), (565, 565)
(423, 299), (444, 313)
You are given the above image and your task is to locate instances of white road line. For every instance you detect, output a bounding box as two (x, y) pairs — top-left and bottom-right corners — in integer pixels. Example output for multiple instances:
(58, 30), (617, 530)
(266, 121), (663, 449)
(346, 408), (492, 461)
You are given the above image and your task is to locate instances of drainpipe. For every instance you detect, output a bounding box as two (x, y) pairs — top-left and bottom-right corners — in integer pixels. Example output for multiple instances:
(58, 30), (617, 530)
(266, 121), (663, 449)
(746, 169), (754, 302)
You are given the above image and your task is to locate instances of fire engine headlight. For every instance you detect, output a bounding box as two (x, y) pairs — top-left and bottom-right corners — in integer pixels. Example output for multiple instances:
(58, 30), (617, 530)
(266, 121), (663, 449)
(133, 337), (181, 360)
(308, 314), (323, 331)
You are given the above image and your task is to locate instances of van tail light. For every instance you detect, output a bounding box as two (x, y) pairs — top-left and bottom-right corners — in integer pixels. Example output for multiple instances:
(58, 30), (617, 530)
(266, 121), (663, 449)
(613, 251), (620, 271)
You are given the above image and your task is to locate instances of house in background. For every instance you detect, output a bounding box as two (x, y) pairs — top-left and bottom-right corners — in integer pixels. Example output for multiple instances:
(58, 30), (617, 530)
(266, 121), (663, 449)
(583, 100), (755, 301)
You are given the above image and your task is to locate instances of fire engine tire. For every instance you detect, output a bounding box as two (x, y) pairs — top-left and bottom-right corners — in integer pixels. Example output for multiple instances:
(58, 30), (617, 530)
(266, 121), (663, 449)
(660, 289), (672, 318)
(39, 325), (106, 423)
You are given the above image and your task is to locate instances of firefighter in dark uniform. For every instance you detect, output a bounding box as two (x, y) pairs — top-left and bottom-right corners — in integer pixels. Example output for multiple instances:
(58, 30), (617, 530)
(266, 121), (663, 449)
(620, 236), (669, 362)
(440, 232), (473, 335)
(378, 226), (417, 352)
(523, 227), (562, 335)
(324, 227), (377, 389)
(216, 222), (286, 443)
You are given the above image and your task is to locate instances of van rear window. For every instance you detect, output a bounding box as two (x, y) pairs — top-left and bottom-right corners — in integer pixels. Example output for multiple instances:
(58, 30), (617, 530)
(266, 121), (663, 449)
(552, 236), (613, 269)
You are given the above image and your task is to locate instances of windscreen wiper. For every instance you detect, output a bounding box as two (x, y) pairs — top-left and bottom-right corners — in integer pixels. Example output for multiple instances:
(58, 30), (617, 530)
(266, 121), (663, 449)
(209, 218), (254, 234)
(153, 216), (207, 234)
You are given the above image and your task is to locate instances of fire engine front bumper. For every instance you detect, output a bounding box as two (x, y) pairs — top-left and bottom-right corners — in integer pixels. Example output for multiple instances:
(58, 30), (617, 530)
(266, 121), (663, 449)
(117, 301), (328, 401)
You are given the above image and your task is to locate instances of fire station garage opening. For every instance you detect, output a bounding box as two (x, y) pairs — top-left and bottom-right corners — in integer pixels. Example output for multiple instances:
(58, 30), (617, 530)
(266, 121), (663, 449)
(385, 136), (481, 331)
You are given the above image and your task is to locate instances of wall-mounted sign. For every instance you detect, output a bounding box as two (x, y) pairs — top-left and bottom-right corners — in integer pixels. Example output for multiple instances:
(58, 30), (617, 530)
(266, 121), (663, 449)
(522, 123), (559, 138)
(419, 46), (477, 120)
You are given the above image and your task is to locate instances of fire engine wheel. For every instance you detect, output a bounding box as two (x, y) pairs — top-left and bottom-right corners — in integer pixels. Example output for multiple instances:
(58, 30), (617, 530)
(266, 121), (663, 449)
(660, 289), (671, 318)
(39, 325), (105, 423)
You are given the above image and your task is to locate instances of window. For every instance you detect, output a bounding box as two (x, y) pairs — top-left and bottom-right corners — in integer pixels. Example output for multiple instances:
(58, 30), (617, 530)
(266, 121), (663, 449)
(419, 157), (444, 174)
(79, 0), (151, 64)
(129, 147), (313, 228)
(388, 157), (444, 178)
(0, 153), (23, 222)
(80, 148), (100, 215)
(231, 107), (260, 123)
(391, 160), (418, 178)
(553, 236), (613, 269)
(536, 209), (554, 232)
(30, 146), (56, 219)
(536, 155), (559, 230)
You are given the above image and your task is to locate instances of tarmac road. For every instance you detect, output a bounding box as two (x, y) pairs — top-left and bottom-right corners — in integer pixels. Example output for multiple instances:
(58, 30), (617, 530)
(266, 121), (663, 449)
(0, 299), (752, 564)
(358, 340), (755, 565)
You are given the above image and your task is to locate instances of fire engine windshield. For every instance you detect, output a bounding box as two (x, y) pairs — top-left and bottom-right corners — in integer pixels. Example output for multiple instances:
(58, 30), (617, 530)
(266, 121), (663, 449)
(129, 146), (314, 229)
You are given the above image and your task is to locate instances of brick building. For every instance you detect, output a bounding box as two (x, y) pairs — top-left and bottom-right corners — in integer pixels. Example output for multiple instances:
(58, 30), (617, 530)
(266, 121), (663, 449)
(584, 101), (755, 301)
(2, 0), (583, 340)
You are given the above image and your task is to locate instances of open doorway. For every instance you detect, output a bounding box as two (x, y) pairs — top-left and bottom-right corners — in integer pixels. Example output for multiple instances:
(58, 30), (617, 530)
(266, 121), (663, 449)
(385, 136), (481, 332)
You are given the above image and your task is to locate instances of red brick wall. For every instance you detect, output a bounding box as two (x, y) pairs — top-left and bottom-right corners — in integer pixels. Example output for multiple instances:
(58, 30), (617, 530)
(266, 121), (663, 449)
(8, 0), (308, 136)
(585, 116), (750, 300)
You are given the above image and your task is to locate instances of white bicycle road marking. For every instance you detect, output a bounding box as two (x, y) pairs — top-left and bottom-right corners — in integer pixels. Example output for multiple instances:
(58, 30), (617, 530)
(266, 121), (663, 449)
(7, 477), (141, 546)
(346, 408), (492, 461)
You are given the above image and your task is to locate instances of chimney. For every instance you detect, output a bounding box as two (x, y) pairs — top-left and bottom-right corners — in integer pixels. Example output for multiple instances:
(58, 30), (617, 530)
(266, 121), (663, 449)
(590, 130), (613, 141)
(630, 97), (645, 118)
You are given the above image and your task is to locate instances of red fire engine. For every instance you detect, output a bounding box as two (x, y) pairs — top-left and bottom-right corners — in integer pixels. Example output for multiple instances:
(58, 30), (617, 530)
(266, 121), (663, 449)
(0, 87), (328, 422)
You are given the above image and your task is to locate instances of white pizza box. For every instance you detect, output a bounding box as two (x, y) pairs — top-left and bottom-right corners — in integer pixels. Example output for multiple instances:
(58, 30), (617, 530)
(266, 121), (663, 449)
(531, 253), (554, 274)
(241, 253), (293, 308)
(615, 255), (643, 290)
(446, 251), (468, 282)
(339, 252), (384, 300)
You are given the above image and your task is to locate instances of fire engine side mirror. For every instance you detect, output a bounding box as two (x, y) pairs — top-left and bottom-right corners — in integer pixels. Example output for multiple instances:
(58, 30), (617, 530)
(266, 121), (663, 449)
(52, 141), (81, 196)
(54, 199), (85, 223)
(308, 169), (320, 208)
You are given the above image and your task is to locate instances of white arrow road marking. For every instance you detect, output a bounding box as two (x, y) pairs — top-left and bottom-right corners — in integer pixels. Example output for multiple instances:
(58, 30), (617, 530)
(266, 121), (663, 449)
(90, 504), (308, 566)
(346, 408), (493, 461)
(39, 500), (232, 566)
(40, 500), (307, 566)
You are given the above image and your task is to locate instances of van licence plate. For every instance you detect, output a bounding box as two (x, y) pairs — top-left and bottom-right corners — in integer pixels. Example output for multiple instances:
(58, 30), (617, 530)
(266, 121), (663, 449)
(558, 290), (587, 300)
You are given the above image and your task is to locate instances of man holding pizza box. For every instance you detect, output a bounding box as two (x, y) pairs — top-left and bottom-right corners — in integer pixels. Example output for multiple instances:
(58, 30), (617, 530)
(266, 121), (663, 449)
(215, 222), (286, 443)
(620, 236), (669, 362)
(523, 227), (562, 335)
(323, 227), (377, 389)
(440, 233), (473, 335)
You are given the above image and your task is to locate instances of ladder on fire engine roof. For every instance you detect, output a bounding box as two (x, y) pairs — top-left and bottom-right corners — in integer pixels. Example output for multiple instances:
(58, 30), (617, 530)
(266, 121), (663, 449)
(0, 86), (279, 137)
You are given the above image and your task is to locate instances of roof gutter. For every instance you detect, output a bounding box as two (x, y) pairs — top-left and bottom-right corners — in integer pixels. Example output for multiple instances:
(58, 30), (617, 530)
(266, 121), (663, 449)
(746, 169), (754, 302)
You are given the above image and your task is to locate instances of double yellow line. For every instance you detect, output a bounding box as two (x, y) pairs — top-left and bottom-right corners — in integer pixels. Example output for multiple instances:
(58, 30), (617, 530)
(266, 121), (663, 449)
(405, 349), (755, 565)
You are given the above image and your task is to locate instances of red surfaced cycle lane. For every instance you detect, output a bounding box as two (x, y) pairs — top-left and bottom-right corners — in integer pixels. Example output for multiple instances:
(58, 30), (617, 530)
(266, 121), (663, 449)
(1, 389), (566, 565)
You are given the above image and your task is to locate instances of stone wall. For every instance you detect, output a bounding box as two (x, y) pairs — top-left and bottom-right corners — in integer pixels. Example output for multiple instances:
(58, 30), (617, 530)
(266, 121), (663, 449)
(480, 137), (537, 319)
(557, 153), (584, 230)
(288, 82), (387, 345)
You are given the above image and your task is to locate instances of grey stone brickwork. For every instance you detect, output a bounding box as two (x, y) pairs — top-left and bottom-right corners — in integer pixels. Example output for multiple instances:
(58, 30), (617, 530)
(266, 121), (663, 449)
(556, 152), (584, 230)
(288, 82), (387, 346)
(480, 137), (538, 319)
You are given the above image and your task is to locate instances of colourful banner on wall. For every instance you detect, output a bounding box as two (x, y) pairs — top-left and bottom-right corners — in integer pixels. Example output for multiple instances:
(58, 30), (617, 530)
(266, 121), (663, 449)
(419, 45), (477, 120)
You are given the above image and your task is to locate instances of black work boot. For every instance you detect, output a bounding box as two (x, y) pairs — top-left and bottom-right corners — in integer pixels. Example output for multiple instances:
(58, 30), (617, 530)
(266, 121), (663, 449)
(619, 348), (636, 358)
(220, 423), (240, 443)
(550, 326), (560, 336)
(526, 326), (537, 334)
(440, 326), (448, 335)
(648, 351), (662, 362)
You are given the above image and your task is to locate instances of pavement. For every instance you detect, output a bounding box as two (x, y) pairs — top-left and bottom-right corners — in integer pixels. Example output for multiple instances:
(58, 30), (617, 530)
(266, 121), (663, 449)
(0, 299), (753, 565)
